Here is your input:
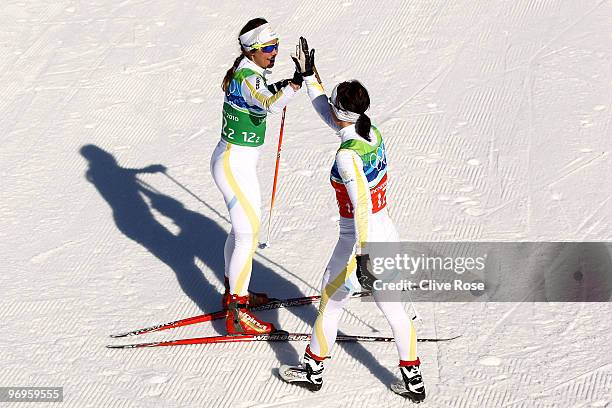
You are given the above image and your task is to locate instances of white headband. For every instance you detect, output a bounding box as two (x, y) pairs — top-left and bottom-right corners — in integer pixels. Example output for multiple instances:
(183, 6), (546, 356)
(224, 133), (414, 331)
(329, 84), (362, 123)
(239, 23), (278, 51)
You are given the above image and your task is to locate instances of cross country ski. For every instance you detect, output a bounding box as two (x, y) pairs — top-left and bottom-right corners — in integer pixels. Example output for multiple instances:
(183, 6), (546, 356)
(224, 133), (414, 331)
(110, 292), (371, 338)
(107, 332), (461, 349)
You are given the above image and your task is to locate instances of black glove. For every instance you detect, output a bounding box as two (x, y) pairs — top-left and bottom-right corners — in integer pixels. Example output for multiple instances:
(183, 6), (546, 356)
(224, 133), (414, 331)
(291, 36), (315, 77)
(356, 254), (376, 291)
(267, 79), (290, 94)
(291, 69), (303, 87)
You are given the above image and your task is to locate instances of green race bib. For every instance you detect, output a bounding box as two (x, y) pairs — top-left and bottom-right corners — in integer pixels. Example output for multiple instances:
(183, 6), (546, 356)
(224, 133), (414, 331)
(221, 102), (266, 147)
(221, 67), (268, 147)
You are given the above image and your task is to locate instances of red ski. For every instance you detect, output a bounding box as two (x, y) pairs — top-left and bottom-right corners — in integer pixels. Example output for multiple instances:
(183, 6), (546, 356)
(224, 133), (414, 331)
(107, 332), (461, 349)
(110, 292), (371, 338)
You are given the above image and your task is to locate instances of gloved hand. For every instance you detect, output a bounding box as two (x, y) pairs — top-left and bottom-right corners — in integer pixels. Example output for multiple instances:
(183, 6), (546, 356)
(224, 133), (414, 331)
(267, 79), (289, 93)
(355, 254), (376, 291)
(267, 74), (302, 93)
(291, 36), (315, 77)
(290, 70), (304, 87)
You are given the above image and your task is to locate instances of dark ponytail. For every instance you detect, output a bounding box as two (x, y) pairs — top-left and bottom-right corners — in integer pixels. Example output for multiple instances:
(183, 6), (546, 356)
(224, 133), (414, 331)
(355, 114), (371, 141)
(221, 18), (268, 92)
(222, 54), (245, 92)
(335, 80), (372, 141)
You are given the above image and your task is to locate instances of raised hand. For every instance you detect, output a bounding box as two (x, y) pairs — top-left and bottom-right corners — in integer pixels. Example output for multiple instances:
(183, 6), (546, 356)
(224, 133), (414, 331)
(291, 36), (315, 77)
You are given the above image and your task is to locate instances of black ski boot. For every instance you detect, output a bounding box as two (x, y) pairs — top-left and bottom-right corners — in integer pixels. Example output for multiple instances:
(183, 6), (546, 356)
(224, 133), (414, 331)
(278, 346), (326, 391)
(391, 358), (426, 402)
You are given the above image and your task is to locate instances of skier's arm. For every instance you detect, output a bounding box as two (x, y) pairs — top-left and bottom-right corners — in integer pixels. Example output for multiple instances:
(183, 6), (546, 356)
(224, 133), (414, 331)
(267, 70), (303, 93)
(303, 74), (340, 131)
(242, 74), (297, 114)
(336, 149), (372, 255)
(126, 164), (167, 174)
(291, 37), (338, 130)
(267, 79), (290, 94)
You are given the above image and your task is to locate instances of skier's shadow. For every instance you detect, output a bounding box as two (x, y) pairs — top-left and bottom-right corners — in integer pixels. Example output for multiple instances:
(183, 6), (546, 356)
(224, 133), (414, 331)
(81, 144), (397, 386)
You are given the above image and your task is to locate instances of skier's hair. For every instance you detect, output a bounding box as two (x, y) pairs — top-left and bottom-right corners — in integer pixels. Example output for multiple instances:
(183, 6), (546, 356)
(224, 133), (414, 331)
(222, 18), (268, 93)
(335, 80), (371, 141)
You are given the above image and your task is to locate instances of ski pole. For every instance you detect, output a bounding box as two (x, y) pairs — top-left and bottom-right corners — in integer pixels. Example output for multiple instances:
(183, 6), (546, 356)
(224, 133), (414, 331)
(313, 66), (323, 87)
(258, 106), (287, 249)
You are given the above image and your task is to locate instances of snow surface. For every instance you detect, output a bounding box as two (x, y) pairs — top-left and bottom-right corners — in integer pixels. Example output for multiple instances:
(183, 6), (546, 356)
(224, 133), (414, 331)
(1, 1), (611, 407)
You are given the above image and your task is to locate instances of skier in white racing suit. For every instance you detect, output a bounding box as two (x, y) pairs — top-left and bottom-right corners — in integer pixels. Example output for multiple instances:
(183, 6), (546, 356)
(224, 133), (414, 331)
(278, 38), (426, 402)
(210, 18), (302, 335)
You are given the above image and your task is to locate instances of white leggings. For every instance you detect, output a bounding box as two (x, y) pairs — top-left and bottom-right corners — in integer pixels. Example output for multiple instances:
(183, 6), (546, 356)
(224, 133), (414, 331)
(309, 211), (418, 361)
(210, 139), (261, 296)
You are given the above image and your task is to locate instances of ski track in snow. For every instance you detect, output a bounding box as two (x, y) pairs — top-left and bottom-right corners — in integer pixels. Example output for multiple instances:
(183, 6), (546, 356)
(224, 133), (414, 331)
(1, 0), (611, 407)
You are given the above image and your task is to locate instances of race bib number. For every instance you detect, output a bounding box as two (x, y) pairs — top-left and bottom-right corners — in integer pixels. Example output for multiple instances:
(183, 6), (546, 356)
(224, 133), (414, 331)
(331, 175), (388, 218)
(371, 175), (388, 213)
(221, 103), (266, 147)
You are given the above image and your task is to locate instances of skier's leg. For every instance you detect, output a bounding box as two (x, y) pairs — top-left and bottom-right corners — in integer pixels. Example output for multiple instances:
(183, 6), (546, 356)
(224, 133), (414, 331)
(211, 143), (273, 335)
(279, 218), (356, 390)
(369, 212), (417, 360)
(227, 227), (260, 296)
(374, 295), (424, 401)
(370, 212), (425, 401)
(309, 217), (356, 358)
(211, 142), (261, 296)
(223, 229), (235, 278)
(373, 293), (418, 361)
(280, 270), (354, 389)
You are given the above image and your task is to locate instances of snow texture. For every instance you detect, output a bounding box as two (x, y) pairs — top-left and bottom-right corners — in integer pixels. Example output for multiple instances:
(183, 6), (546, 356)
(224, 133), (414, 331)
(1, 1), (611, 407)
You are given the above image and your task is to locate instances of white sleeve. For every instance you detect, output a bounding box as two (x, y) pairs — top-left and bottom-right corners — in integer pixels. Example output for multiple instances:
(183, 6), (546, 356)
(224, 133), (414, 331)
(336, 149), (372, 254)
(303, 74), (340, 131)
(241, 74), (297, 114)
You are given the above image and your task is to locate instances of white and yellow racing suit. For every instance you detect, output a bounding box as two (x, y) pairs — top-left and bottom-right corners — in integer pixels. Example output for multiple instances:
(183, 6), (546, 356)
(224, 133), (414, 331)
(210, 57), (297, 296)
(303, 75), (418, 363)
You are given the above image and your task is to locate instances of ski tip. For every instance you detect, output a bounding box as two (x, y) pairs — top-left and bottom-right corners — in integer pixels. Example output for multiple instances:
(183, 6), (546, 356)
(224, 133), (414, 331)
(109, 333), (128, 338)
(444, 335), (462, 341)
(420, 334), (462, 342)
(106, 344), (124, 349)
(106, 344), (138, 349)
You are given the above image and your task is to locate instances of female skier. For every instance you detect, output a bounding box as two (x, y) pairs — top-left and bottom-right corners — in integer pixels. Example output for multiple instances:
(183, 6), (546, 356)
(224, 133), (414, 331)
(279, 38), (426, 402)
(210, 18), (302, 335)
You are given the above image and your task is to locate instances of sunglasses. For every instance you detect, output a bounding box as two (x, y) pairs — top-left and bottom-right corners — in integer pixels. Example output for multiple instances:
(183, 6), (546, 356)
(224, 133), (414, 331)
(255, 42), (279, 53)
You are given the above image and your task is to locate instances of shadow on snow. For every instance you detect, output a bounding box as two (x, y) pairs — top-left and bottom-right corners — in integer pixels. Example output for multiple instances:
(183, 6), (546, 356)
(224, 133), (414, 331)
(81, 144), (398, 386)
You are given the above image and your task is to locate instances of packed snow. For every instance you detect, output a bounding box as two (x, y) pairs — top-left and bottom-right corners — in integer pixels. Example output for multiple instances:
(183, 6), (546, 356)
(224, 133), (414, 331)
(1, 1), (611, 407)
